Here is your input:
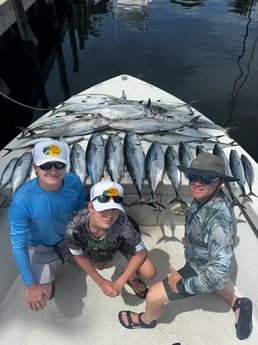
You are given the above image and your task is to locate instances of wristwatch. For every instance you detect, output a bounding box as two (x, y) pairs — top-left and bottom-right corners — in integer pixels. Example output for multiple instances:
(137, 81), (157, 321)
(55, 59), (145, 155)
(176, 279), (186, 294)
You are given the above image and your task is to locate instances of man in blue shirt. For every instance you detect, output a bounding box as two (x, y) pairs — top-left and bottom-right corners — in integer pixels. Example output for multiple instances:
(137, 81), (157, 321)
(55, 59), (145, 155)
(118, 153), (253, 341)
(9, 139), (86, 311)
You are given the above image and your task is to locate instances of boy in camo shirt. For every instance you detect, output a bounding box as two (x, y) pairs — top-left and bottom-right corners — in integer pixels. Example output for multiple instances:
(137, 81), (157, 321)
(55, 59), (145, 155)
(66, 180), (156, 299)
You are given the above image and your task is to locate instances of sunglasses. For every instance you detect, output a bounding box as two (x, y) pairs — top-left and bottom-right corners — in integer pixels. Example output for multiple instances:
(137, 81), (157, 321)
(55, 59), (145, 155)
(92, 195), (123, 204)
(38, 162), (66, 170)
(187, 174), (220, 185)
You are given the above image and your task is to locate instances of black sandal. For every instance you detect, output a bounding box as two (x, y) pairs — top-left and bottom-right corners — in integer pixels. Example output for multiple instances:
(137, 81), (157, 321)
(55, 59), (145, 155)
(232, 297), (252, 340)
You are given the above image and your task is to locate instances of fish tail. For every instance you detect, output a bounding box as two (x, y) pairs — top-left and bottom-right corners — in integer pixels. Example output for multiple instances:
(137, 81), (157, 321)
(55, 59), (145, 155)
(238, 192), (253, 202)
(128, 198), (147, 207)
(169, 195), (188, 208)
(248, 190), (258, 198)
(146, 198), (166, 209)
(231, 199), (246, 211)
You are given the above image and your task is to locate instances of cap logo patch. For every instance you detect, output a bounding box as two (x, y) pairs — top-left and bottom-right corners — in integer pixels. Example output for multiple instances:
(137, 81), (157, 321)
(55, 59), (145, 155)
(42, 144), (61, 157)
(103, 187), (120, 197)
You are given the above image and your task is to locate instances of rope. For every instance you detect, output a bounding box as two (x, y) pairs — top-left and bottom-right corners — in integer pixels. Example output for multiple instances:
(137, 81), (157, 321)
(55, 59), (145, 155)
(0, 91), (53, 111)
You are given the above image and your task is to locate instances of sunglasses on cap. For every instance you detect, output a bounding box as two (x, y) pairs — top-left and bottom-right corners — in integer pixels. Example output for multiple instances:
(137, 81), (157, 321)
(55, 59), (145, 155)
(92, 195), (123, 204)
(38, 162), (66, 170)
(187, 174), (220, 185)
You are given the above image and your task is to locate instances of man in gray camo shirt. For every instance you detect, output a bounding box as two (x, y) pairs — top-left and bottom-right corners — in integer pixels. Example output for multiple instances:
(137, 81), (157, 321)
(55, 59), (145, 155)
(118, 153), (253, 341)
(66, 180), (156, 299)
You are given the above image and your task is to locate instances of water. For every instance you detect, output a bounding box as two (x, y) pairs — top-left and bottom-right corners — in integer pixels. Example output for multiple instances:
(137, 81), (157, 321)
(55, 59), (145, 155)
(1, 0), (258, 161)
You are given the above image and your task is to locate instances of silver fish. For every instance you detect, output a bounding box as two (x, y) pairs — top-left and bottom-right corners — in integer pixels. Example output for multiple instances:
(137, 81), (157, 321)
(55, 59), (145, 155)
(213, 144), (244, 209)
(0, 157), (19, 189)
(164, 146), (187, 207)
(70, 143), (87, 185)
(109, 117), (191, 134)
(178, 142), (194, 169)
(11, 152), (33, 196)
(25, 114), (86, 132)
(86, 133), (105, 184)
(173, 127), (217, 140)
(124, 132), (145, 206)
(24, 118), (110, 138)
(240, 154), (257, 197)
(229, 149), (251, 200)
(145, 141), (165, 209)
(105, 133), (124, 183)
(85, 103), (154, 120)
(213, 143), (233, 177)
(3, 136), (85, 157)
(142, 134), (218, 146)
(196, 145), (208, 156)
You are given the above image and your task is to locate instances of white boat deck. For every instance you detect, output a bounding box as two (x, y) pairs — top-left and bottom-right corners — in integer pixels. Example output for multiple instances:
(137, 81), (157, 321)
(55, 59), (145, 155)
(0, 75), (257, 344)
(1, 206), (257, 345)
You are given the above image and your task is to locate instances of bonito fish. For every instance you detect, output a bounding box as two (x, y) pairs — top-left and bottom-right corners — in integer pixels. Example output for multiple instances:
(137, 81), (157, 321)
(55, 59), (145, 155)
(145, 141), (165, 209)
(105, 133), (124, 183)
(70, 143), (87, 185)
(86, 133), (105, 185)
(229, 149), (251, 201)
(109, 117), (195, 134)
(0, 157), (18, 189)
(23, 118), (110, 138)
(11, 151), (33, 196)
(178, 141), (194, 169)
(124, 132), (145, 206)
(240, 154), (257, 197)
(165, 146), (187, 207)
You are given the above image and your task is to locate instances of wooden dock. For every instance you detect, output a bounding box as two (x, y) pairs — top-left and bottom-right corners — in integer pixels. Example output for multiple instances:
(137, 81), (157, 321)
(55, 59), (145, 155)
(0, 0), (35, 36)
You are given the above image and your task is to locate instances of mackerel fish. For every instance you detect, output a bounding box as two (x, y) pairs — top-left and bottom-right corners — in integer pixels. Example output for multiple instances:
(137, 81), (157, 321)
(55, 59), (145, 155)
(165, 146), (187, 207)
(70, 143), (87, 185)
(0, 157), (18, 189)
(86, 133), (105, 185)
(229, 149), (251, 201)
(178, 142), (194, 169)
(11, 151), (33, 196)
(145, 141), (166, 209)
(24, 118), (110, 138)
(124, 132), (145, 206)
(109, 117), (194, 134)
(213, 144), (244, 210)
(105, 133), (124, 183)
(240, 154), (257, 197)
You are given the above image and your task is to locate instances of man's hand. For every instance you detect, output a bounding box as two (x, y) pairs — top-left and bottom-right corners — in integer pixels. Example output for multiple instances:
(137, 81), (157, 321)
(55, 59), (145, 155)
(167, 267), (182, 293)
(24, 283), (50, 311)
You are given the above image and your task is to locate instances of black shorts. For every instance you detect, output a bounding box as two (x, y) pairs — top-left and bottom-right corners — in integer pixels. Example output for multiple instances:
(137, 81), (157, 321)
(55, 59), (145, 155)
(162, 263), (198, 301)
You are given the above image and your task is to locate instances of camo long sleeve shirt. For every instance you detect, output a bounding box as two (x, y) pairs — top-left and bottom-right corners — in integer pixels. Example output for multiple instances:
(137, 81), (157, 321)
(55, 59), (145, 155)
(65, 209), (145, 262)
(182, 191), (237, 294)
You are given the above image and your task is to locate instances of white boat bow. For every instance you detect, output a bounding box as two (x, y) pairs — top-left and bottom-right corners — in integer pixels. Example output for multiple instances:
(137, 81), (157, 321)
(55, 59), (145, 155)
(0, 74), (257, 345)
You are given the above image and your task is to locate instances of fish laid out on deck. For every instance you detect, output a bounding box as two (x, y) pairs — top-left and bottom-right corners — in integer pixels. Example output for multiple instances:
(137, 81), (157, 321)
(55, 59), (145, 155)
(0, 74), (257, 345)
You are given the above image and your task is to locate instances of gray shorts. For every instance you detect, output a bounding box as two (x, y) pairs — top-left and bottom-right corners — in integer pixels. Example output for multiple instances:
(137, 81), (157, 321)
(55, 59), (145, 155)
(162, 263), (198, 301)
(28, 240), (73, 284)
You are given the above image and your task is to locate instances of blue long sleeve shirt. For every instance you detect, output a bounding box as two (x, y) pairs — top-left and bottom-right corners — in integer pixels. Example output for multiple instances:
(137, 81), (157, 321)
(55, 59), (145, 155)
(9, 173), (87, 287)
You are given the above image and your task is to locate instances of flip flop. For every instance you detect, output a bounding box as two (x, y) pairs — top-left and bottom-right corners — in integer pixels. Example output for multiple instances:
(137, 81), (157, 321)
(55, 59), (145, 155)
(232, 297), (253, 340)
(118, 311), (157, 329)
(126, 278), (148, 299)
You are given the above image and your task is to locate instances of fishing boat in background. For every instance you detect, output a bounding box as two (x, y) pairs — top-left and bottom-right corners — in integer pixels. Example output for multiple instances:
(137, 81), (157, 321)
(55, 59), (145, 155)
(114, 0), (151, 30)
(0, 74), (257, 344)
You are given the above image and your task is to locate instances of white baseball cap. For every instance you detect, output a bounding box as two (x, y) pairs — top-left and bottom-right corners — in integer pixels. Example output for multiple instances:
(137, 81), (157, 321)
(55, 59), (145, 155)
(32, 140), (68, 166)
(90, 180), (124, 213)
